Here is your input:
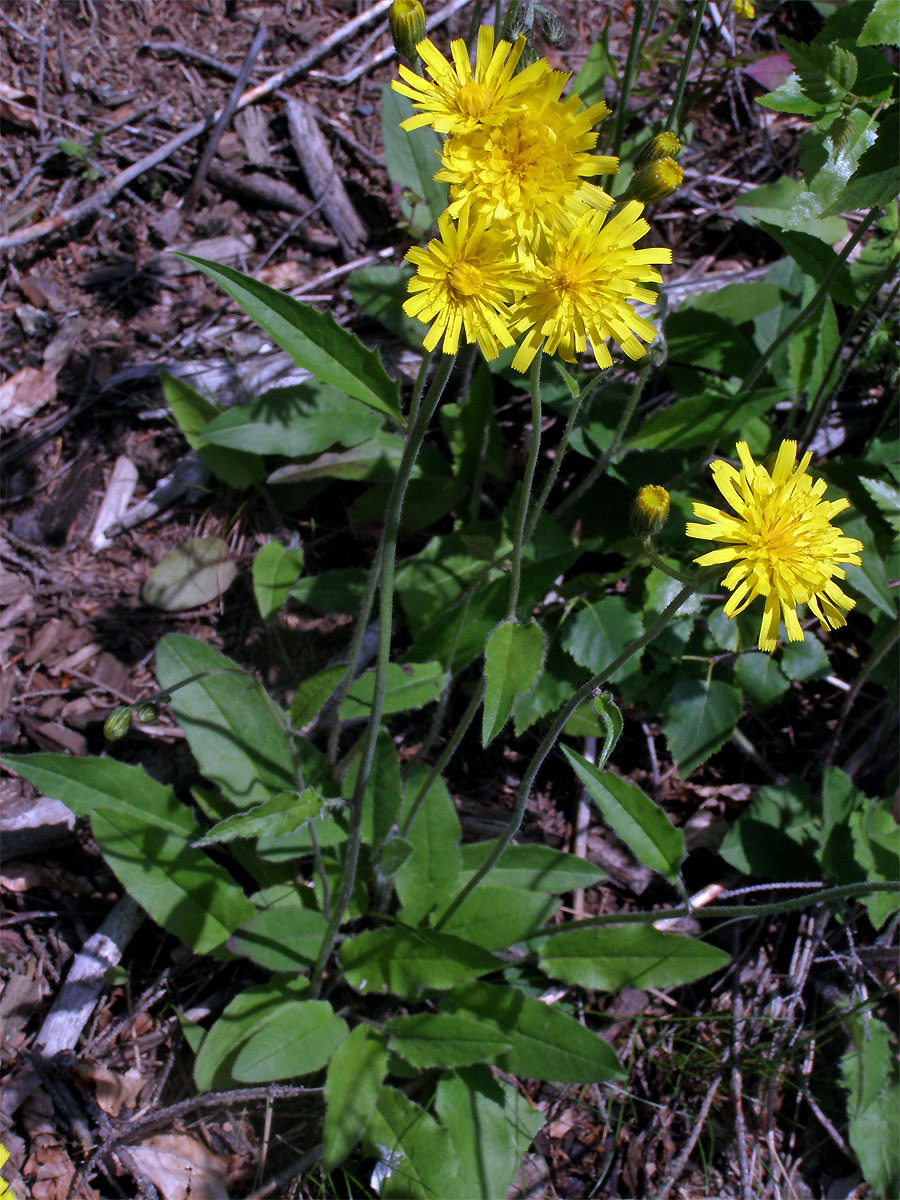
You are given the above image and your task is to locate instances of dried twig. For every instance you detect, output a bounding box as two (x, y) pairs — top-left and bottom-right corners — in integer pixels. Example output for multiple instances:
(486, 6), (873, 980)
(285, 98), (367, 256)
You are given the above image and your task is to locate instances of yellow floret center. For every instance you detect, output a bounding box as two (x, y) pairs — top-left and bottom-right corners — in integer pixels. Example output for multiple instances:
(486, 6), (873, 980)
(449, 261), (484, 297)
(457, 79), (491, 117)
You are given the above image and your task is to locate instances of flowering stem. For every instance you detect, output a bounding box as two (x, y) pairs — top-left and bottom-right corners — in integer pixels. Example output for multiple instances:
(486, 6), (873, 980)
(435, 581), (697, 928)
(399, 676), (487, 840)
(532, 880), (900, 934)
(797, 258), (899, 449)
(525, 369), (607, 542)
(312, 352), (456, 994)
(606, 0), (645, 179)
(663, 0), (709, 133)
(739, 207), (879, 398)
(506, 350), (543, 619)
(554, 360), (651, 521)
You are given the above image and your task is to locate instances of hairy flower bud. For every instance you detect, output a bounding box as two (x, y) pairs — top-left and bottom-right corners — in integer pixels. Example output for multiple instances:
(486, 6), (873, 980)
(631, 485), (671, 536)
(104, 706), (132, 741)
(624, 158), (683, 204)
(390, 0), (426, 63)
(634, 131), (681, 169)
(133, 699), (162, 724)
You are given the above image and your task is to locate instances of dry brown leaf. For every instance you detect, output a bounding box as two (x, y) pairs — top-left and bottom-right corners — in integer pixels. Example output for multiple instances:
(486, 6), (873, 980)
(0, 83), (40, 132)
(0, 367), (58, 432)
(128, 1134), (231, 1200)
(70, 1062), (146, 1117)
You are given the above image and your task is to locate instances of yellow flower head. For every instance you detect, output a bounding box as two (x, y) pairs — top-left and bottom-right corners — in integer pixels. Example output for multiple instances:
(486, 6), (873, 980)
(686, 440), (864, 652)
(392, 25), (559, 136)
(438, 94), (615, 243)
(510, 201), (671, 372)
(403, 204), (520, 359)
(732, 0), (755, 19)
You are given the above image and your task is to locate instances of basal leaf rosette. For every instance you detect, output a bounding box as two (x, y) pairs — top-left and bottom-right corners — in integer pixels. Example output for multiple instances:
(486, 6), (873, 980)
(687, 440), (865, 652)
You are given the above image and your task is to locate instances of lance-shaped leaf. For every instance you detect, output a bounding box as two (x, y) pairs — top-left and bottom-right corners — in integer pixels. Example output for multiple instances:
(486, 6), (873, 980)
(340, 660), (444, 721)
(323, 1025), (388, 1171)
(561, 746), (684, 882)
(193, 789), (323, 847)
(538, 925), (731, 991)
(176, 254), (402, 425)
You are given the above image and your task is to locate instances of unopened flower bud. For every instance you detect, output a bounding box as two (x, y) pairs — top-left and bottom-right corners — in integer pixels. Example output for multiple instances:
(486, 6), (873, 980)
(390, 0), (426, 63)
(732, 0), (755, 19)
(634, 131), (682, 169)
(624, 158), (683, 204)
(631, 485), (671, 536)
(134, 699), (162, 724)
(104, 706), (132, 741)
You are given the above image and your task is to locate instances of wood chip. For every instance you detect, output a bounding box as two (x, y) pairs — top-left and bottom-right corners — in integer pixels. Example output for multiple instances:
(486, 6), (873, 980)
(0, 366), (58, 432)
(285, 97), (366, 256)
(90, 456), (138, 552)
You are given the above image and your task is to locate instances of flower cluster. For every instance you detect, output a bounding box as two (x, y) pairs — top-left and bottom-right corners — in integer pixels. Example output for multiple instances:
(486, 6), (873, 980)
(392, 26), (672, 370)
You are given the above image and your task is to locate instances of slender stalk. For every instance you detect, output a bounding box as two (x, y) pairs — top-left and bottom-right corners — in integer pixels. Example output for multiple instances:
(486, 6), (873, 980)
(525, 369), (607, 543)
(554, 360), (651, 520)
(327, 353), (437, 765)
(531, 880), (900, 934)
(798, 262), (899, 449)
(663, 0), (708, 133)
(506, 351), (543, 619)
(604, 0), (645, 184)
(399, 676), (487, 840)
(738, 208), (880, 398)
(435, 580), (698, 927)
(311, 353), (456, 994)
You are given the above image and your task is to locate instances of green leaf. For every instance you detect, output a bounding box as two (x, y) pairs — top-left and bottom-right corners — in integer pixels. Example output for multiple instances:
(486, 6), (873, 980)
(458, 841), (606, 892)
(788, 292), (839, 400)
(444, 982), (623, 1083)
(571, 29), (617, 105)
(780, 36), (856, 105)
(561, 747), (684, 881)
(440, 364), (508, 485)
(194, 976), (310, 1089)
(434, 886), (559, 950)
(560, 596), (642, 682)
(231, 998), (348, 1083)
(161, 372), (264, 488)
(345, 730), (403, 848)
(228, 905), (327, 971)
(719, 779), (821, 879)
(821, 104), (900, 215)
(348, 263), (424, 345)
(798, 108), (880, 218)
(339, 926), (499, 999)
(288, 664), (345, 729)
(626, 387), (784, 451)
(3, 755), (253, 956)
(396, 766), (461, 924)
(380, 86), (448, 237)
(661, 678), (744, 777)
(664, 310), (759, 375)
(736, 176), (848, 243)
(849, 802), (900, 929)
(734, 652), (791, 709)
(323, 1025), (388, 1171)
(435, 1068), (545, 1200)
(482, 619), (546, 745)
(193, 789), (323, 847)
(758, 72), (827, 117)
(859, 0), (900, 46)
(841, 1014), (900, 1197)
(364, 1086), (459, 1200)
(385, 1013), (512, 1069)
(156, 635), (296, 809)
(538, 926), (730, 991)
(176, 254), (403, 424)
(512, 633), (585, 735)
(252, 542), (305, 621)
(780, 632), (830, 681)
(340, 660), (444, 721)
(143, 538), (238, 611)
(760, 226), (857, 306)
(201, 380), (381, 455)
(267, 433), (406, 484)
(288, 567), (368, 613)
